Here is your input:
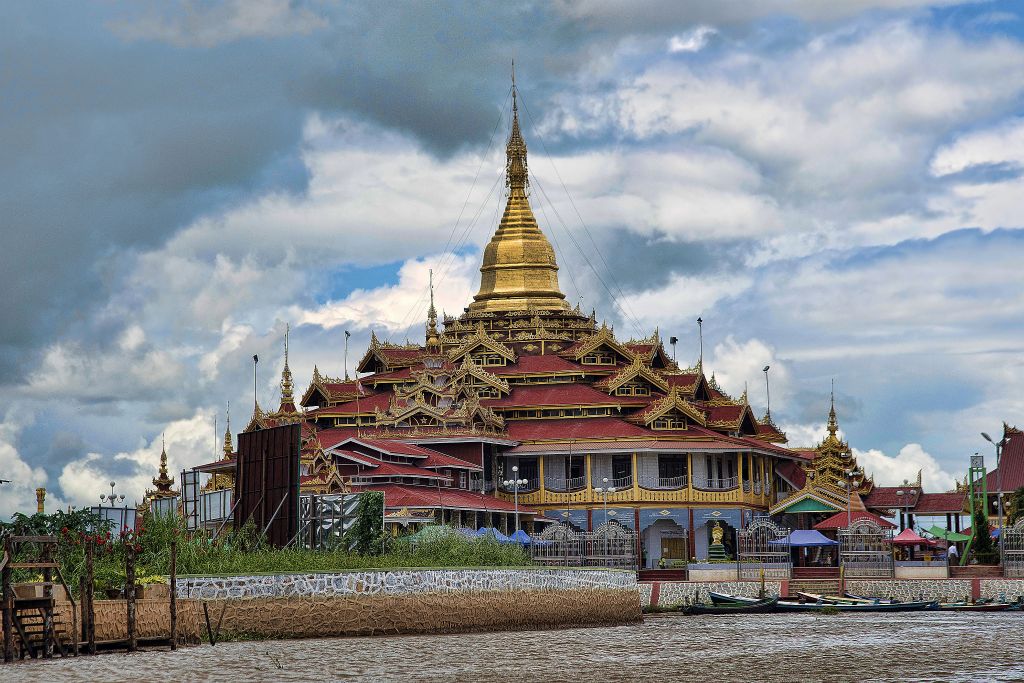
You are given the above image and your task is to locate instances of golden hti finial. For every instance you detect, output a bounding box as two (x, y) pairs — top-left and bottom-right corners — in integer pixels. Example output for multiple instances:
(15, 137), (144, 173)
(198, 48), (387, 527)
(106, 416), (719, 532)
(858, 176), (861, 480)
(223, 402), (233, 459)
(35, 487), (46, 514)
(426, 268), (440, 349)
(827, 378), (839, 438)
(152, 433), (175, 493)
(506, 60), (528, 195)
(280, 323), (294, 405)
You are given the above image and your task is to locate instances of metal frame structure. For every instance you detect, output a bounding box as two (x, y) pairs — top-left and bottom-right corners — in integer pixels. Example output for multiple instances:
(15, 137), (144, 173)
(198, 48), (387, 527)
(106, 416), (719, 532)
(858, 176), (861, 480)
(530, 521), (637, 568)
(839, 517), (894, 578)
(738, 517), (792, 579)
(1002, 518), (1024, 578)
(296, 493), (364, 550)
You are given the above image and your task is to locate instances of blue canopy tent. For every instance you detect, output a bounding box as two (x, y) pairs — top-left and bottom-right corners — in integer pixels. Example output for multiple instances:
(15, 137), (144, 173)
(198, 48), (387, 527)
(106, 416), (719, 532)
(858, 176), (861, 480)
(475, 527), (512, 543)
(769, 530), (839, 547)
(509, 529), (531, 545)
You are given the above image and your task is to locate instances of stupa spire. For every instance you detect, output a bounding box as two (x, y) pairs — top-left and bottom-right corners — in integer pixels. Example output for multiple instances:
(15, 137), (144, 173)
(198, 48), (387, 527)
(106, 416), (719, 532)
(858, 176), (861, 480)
(468, 66), (569, 314)
(152, 433), (174, 493)
(223, 402), (233, 459)
(827, 378), (839, 438)
(426, 269), (439, 349)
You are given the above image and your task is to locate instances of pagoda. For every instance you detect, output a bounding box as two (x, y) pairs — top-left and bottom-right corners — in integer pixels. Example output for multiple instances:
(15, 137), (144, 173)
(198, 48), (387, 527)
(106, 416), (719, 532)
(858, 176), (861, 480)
(194, 74), (810, 564)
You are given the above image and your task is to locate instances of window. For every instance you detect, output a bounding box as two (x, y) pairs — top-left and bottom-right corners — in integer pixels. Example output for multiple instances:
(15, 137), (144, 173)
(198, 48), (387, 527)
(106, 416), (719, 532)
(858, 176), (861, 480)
(658, 454), (687, 479)
(612, 454), (631, 480)
(471, 352), (506, 367)
(564, 456), (584, 480)
(652, 416), (686, 430)
(517, 458), (539, 482)
(615, 383), (650, 396)
(582, 353), (614, 365)
(459, 471), (467, 489)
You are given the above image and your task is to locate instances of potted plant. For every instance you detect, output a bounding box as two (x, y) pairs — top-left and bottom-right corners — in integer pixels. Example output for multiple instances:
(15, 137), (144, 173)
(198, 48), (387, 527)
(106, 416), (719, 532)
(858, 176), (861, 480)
(95, 565), (126, 600)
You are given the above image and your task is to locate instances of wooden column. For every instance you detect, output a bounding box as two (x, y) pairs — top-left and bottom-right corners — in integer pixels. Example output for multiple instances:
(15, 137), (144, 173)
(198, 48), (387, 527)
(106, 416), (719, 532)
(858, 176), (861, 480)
(737, 452), (744, 499)
(584, 453), (593, 504)
(42, 541), (53, 659)
(85, 541), (95, 655)
(170, 539), (177, 651)
(631, 451), (639, 497)
(2, 537), (12, 663)
(126, 546), (137, 653)
(538, 456), (546, 500)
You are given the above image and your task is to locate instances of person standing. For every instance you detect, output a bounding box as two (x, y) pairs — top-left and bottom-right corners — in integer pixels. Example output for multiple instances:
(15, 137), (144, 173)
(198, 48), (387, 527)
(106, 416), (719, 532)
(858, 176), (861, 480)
(947, 543), (959, 565)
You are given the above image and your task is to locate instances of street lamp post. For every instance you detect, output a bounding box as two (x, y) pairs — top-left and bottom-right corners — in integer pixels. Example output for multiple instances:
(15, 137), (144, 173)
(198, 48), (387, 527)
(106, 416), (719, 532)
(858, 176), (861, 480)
(982, 432), (1007, 534)
(762, 365), (771, 420)
(836, 469), (856, 528)
(502, 465), (528, 533)
(593, 477), (617, 562)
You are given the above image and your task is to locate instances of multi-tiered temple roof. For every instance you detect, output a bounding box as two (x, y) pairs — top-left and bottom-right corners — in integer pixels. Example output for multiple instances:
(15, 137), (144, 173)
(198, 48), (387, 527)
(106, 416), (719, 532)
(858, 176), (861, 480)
(200, 77), (798, 520)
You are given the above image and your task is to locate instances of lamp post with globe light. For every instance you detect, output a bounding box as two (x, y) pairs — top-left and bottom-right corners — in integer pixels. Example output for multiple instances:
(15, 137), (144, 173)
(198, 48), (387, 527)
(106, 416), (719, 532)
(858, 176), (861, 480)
(594, 477), (617, 561)
(502, 465), (528, 533)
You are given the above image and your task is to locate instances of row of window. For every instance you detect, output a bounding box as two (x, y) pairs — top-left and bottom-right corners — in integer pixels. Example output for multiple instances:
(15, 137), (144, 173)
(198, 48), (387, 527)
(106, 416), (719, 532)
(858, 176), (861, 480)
(502, 407), (615, 419)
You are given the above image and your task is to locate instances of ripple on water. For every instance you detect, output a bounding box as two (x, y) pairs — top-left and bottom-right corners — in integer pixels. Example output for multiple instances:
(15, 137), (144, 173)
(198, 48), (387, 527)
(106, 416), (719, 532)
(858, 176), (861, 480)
(4, 613), (1024, 683)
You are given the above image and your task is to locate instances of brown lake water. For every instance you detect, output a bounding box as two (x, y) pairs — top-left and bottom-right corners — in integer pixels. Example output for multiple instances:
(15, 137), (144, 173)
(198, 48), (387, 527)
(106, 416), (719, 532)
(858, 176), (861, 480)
(4, 612), (1023, 682)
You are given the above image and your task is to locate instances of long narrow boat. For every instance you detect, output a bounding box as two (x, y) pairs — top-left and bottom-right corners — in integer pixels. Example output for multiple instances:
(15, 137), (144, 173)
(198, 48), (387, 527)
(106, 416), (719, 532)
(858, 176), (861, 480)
(707, 591), (935, 612)
(683, 597), (779, 615)
(937, 602), (1013, 612)
(773, 599), (937, 612)
(709, 591), (771, 605)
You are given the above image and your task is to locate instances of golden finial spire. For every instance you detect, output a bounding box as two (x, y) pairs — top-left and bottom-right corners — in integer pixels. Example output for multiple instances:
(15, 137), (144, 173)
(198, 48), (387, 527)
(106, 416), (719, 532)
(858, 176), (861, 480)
(506, 60), (528, 195)
(827, 378), (839, 437)
(280, 324), (294, 405)
(223, 402), (233, 459)
(153, 433), (174, 493)
(426, 269), (439, 349)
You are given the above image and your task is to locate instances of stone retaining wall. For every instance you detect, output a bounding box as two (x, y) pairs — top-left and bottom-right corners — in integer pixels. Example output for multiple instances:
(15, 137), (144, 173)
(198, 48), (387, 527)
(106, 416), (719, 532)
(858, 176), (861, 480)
(176, 568), (635, 600)
(845, 579), (972, 602)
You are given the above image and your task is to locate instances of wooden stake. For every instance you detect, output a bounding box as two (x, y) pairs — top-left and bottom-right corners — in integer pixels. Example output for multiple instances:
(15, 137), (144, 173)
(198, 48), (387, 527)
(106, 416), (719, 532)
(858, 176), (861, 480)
(125, 545), (136, 653)
(42, 541), (53, 659)
(169, 539), (177, 651)
(2, 537), (12, 663)
(85, 541), (95, 655)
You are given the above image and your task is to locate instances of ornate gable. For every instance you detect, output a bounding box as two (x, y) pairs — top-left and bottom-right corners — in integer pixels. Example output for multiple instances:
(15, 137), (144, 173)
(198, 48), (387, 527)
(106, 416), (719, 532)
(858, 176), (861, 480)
(628, 386), (706, 428)
(595, 354), (670, 397)
(564, 323), (635, 366)
(451, 356), (510, 399)
(448, 323), (517, 366)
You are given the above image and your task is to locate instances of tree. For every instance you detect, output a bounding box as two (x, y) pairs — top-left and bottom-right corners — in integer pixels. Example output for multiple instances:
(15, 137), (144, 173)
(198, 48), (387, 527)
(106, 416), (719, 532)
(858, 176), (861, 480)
(970, 499), (999, 565)
(345, 491), (384, 555)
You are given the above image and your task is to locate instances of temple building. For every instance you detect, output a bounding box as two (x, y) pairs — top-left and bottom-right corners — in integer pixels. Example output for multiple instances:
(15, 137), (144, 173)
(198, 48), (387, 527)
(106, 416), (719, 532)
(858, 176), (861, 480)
(194, 79), (848, 564)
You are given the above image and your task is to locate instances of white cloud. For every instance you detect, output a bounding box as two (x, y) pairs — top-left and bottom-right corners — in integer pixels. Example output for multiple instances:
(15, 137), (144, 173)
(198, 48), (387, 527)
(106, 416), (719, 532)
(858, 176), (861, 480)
(110, 0), (326, 48)
(931, 117), (1024, 176)
(707, 336), (790, 412)
(855, 443), (958, 492)
(0, 408), (53, 517)
(296, 253), (478, 337)
(58, 410), (220, 507)
(668, 26), (717, 53)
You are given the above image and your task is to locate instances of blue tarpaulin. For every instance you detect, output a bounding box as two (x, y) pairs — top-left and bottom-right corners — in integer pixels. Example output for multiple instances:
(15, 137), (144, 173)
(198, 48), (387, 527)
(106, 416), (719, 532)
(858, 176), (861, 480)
(509, 529), (531, 545)
(475, 527), (512, 543)
(768, 529), (839, 547)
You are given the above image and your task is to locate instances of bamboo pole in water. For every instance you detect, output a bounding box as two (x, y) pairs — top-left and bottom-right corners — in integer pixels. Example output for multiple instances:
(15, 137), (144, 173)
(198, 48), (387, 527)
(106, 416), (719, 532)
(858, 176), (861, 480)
(169, 539), (177, 651)
(85, 542), (95, 655)
(126, 546), (137, 653)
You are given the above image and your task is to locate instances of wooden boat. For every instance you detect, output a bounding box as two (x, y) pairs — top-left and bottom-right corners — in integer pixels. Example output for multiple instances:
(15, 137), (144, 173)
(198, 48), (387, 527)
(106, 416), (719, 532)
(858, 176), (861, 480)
(937, 602), (1013, 612)
(773, 599), (937, 613)
(709, 591), (773, 605)
(683, 597), (778, 615)
(843, 593), (897, 604)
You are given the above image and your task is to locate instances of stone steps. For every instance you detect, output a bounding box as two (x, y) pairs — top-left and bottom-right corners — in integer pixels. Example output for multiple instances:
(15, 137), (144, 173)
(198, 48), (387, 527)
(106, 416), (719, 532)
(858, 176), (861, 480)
(786, 579), (841, 598)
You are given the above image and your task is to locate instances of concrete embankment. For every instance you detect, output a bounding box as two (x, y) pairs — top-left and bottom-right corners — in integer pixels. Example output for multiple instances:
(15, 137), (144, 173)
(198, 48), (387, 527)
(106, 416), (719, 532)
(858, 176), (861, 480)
(171, 568), (639, 639)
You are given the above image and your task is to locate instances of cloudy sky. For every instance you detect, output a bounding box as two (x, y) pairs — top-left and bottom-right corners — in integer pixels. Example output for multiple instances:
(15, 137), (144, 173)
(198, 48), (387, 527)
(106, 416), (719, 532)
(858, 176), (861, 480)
(2, 0), (1024, 516)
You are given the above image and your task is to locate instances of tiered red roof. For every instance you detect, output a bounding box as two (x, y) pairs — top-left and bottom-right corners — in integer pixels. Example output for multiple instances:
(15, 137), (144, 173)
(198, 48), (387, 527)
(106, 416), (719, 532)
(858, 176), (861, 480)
(350, 483), (531, 513)
(984, 425), (1024, 493)
(483, 384), (647, 409)
(863, 486), (921, 509)
(913, 492), (967, 514)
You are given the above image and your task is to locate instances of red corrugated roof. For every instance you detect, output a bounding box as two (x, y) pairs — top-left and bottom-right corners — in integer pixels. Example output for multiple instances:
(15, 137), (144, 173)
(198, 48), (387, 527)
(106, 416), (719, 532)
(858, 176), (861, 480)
(913, 491), (967, 514)
(483, 384), (646, 408)
(354, 461), (451, 480)
(506, 417), (655, 441)
(984, 427), (1024, 493)
(306, 393), (393, 415)
(493, 356), (585, 375)
(813, 510), (896, 530)
(351, 483), (532, 513)
(775, 460), (807, 489)
(419, 450), (483, 471)
(863, 486), (921, 509)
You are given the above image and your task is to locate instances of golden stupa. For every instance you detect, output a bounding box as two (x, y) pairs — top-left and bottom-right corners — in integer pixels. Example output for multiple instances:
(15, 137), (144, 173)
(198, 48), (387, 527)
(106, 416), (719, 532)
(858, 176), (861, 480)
(467, 83), (569, 314)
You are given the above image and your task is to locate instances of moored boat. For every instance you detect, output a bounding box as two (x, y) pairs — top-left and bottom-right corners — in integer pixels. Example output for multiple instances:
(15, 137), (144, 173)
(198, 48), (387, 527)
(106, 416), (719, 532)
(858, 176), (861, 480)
(683, 597), (779, 615)
(773, 599), (937, 612)
(937, 602), (1013, 612)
